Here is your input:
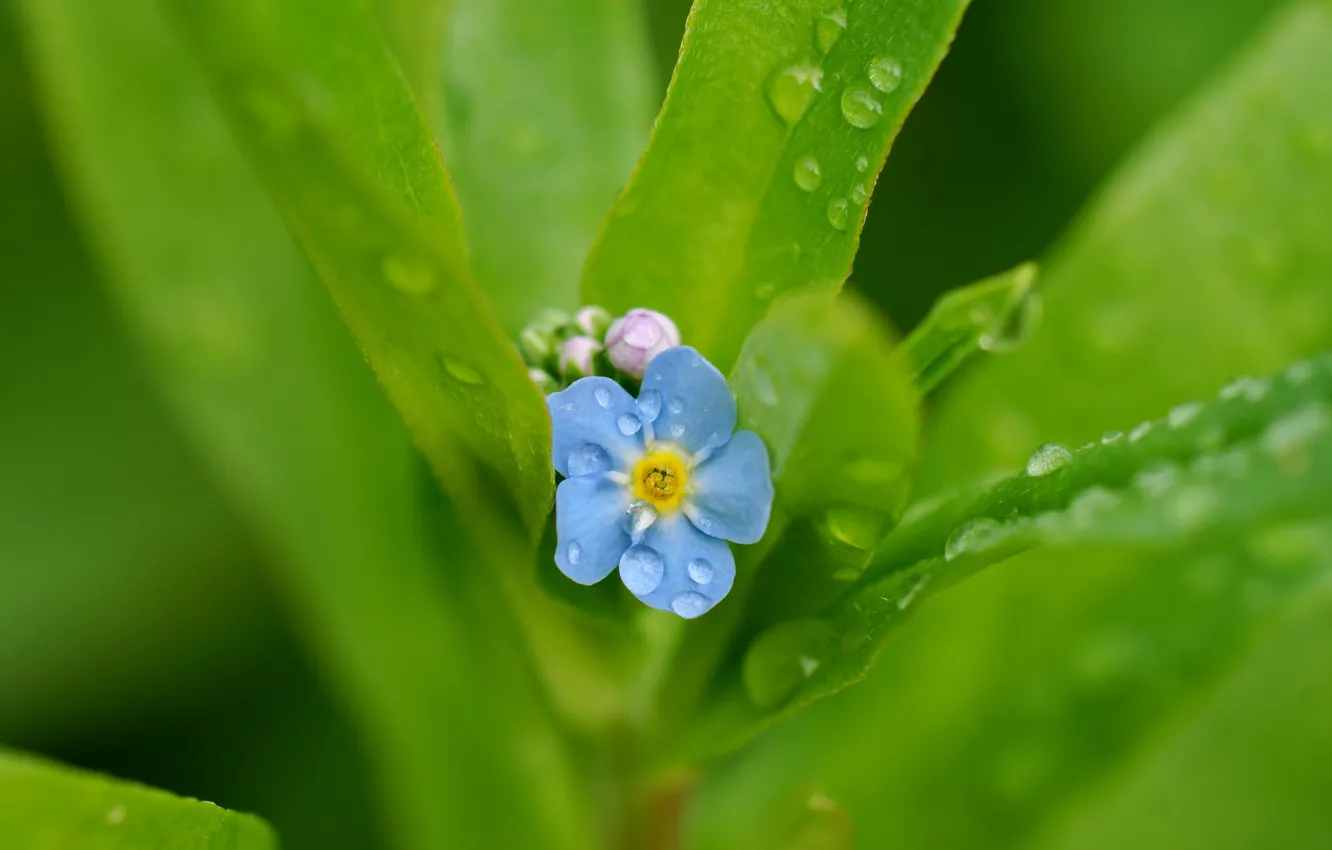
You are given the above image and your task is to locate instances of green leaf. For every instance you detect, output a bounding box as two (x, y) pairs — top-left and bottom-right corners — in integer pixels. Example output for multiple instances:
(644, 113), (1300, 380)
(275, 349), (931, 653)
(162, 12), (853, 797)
(20, 2), (595, 848)
(582, 0), (971, 369)
(897, 262), (1041, 394)
(159, 0), (553, 535)
(0, 749), (276, 849)
(688, 5), (1332, 848)
(441, 0), (656, 330)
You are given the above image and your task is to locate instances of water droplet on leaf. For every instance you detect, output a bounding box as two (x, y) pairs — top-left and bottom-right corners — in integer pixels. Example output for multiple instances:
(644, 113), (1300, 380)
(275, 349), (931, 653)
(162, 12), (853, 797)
(1128, 421), (1153, 443)
(1101, 430), (1124, 445)
(794, 155), (823, 192)
(868, 56), (903, 93)
(826, 197), (849, 231)
(839, 87), (882, 129)
(443, 358), (483, 385)
(383, 256), (435, 294)
(1168, 401), (1202, 429)
(945, 517), (1002, 561)
(1025, 442), (1072, 476)
(815, 8), (847, 54)
(767, 60), (823, 127)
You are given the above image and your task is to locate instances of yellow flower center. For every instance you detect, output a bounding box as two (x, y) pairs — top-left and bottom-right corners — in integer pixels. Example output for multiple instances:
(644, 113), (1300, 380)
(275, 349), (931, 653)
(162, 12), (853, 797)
(632, 449), (689, 513)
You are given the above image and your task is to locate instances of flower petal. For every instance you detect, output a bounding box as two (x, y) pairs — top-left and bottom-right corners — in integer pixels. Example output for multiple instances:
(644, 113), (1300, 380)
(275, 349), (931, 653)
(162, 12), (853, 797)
(638, 346), (737, 455)
(621, 513), (735, 618)
(685, 430), (774, 544)
(548, 377), (646, 477)
(555, 474), (631, 585)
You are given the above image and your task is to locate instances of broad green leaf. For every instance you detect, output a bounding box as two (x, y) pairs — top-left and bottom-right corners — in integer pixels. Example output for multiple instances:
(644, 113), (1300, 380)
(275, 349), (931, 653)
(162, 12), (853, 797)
(0, 749), (276, 849)
(582, 0), (971, 369)
(897, 262), (1041, 393)
(20, 3), (595, 848)
(159, 0), (553, 536)
(689, 5), (1332, 848)
(442, 0), (656, 330)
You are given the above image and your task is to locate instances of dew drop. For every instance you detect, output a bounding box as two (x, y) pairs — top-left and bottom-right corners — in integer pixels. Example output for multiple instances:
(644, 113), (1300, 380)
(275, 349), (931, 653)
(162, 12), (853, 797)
(620, 545), (664, 595)
(669, 422), (686, 438)
(840, 87), (883, 129)
(1025, 442), (1073, 477)
(848, 184), (869, 205)
(815, 8), (847, 54)
(822, 506), (881, 551)
(443, 358), (484, 385)
(1285, 360), (1315, 384)
(671, 591), (711, 619)
(594, 386), (612, 409)
(854, 155), (869, 172)
(1167, 401), (1203, 430)
(107, 806), (127, 826)
(617, 413), (642, 436)
(1169, 485), (1217, 529)
(1261, 404), (1330, 458)
(567, 443), (611, 477)
(566, 541), (583, 565)
(767, 60), (824, 127)
(867, 56), (903, 94)
(668, 396), (686, 415)
(897, 575), (929, 610)
(979, 290), (1043, 354)
(826, 197), (849, 231)
(1067, 486), (1119, 528)
(638, 389), (662, 421)
(749, 361), (780, 406)
(1128, 421), (1153, 443)
(1133, 463), (1179, 498)
(382, 256), (435, 294)
(944, 517), (1002, 561)
(1220, 375), (1268, 402)
(1101, 430), (1124, 445)
(793, 155), (823, 192)
(688, 558), (714, 584)
(623, 502), (659, 540)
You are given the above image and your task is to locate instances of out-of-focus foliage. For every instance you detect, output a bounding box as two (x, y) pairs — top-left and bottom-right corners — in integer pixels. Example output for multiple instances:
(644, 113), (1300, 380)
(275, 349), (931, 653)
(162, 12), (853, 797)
(5, 0), (1331, 847)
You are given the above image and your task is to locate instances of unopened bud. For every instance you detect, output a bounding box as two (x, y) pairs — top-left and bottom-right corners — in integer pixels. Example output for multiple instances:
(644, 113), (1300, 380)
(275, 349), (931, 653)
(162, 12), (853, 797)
(604, 308), (680, 379)
(574, 305), (613, 339)
(559, 335), (603, 381)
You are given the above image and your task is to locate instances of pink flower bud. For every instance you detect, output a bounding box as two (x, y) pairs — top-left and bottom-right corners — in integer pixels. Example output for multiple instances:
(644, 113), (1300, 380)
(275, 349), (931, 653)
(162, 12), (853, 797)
(604, 309), (680, 379)
(558, 335), (602, 379)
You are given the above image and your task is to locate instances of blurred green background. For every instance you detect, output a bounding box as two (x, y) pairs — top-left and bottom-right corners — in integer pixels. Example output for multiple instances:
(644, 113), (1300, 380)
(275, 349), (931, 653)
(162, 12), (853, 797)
(0, 0), (1302, 847)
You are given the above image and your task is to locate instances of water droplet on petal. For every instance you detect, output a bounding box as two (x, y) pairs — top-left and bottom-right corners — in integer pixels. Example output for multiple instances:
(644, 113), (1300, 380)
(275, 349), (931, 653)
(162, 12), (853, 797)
(638, 389), (662, 421)
(383, 256), (435, 294)
(767, 60), (824, 127)
(669, 422), (686, 438)
(617, 413), (642, 436)
(840, 87), (883, 129)
(443, 358), (483, 385)
(1025, 442), (1073, 476)
(1168, 401), (1202, 429)
(594, 386), (612, 409)
(867, 56), (903, 93)
(826, 197), (849, 231)
(566, 541), (583, 565)
(671, 591), (711, 619)
(668, 396), (686, 415)
(1128, 421), (1153, 443)
(620, 545), (664, 595)
(567, 444), (612, 477)
(1101, 430), (1124, 445)
(794, 155), (823, 192)
(688, 558), (714, 584)
(945, 517), (1002, 561)
(623, 502), (659, 540)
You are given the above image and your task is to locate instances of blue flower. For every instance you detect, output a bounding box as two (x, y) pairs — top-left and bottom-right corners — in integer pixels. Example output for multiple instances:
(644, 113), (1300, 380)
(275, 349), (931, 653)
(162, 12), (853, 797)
(547, 346), (774, 618)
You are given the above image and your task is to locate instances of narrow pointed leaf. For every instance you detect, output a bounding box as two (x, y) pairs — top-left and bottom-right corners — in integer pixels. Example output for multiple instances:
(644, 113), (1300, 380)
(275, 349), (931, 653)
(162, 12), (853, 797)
(583, 0), (971, 369)
(442, 0), (656, 330)
(159, 0), (553, 535)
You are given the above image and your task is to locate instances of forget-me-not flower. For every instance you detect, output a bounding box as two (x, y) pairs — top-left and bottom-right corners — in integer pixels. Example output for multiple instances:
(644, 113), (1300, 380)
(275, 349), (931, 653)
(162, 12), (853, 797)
(548, 346), (774, 618)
